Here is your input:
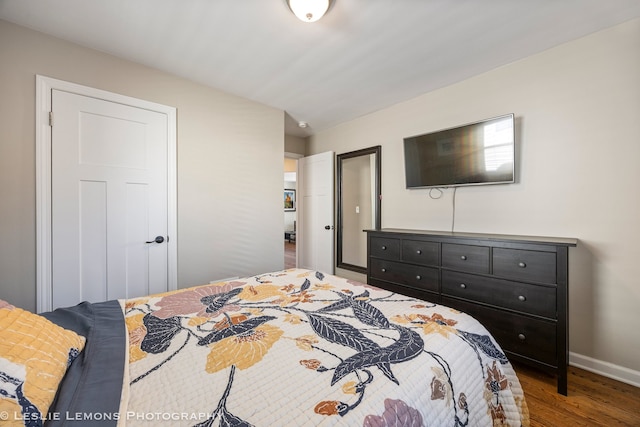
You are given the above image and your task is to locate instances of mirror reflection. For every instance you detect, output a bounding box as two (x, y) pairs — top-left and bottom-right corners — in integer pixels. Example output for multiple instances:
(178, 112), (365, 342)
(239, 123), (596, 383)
(337, 146), (381, 274)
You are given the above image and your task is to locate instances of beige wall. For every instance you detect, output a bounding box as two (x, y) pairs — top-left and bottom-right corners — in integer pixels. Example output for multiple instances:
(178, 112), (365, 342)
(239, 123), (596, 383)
(0, 20), (285, 312)
(285, 134), (306, 156)
(310, 19), (640, 382)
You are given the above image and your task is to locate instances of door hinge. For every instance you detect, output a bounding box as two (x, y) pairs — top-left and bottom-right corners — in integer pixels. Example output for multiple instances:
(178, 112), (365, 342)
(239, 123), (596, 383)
(49, 111), (54, 127)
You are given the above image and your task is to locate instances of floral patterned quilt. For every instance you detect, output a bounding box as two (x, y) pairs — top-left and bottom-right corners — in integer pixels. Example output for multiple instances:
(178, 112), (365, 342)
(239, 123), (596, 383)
(121, 269), (529, 426)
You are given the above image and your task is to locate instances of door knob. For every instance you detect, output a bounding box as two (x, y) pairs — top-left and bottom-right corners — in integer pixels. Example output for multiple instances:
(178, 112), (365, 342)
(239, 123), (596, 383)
(324, 225), (333, 230)
(146, 236), (165, 244)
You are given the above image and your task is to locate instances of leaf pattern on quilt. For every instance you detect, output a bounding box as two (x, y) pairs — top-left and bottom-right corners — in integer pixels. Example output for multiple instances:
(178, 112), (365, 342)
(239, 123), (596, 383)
(385, 325), (425, 363)
(458, 330), (509, 364)
(355, 289), (371, 298)
(316, 290), (370, 314)
(306, 313), (378, 352)
(363, 398), (424, 427)
(197, 315), (276, 346)
(331, 325), (424, 385)
(140, 314), (183, 354)
(219, 408), (254, 427)
(124, 269), (526, 426)
(375, 362), (398, 385)
(200, 287), (243, 314)
(317, 297), (351, 313)
(349, 298), (390, 329)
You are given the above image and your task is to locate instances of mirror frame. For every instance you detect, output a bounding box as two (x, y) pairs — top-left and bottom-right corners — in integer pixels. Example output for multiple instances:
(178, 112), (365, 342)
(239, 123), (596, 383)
(336, 146), (381, 274)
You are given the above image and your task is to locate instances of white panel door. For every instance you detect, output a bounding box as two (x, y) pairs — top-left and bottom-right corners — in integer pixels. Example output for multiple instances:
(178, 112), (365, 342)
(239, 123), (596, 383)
(297, 151), (334, 274)
(51, 89), (169, 308)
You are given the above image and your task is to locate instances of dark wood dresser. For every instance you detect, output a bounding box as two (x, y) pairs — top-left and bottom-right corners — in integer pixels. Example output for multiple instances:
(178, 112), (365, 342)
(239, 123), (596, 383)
(366, 228), (577, 395)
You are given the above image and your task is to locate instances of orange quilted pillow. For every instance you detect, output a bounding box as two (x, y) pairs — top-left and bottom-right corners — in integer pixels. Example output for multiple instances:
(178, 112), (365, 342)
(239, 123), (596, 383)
(0, 300), (86, 426)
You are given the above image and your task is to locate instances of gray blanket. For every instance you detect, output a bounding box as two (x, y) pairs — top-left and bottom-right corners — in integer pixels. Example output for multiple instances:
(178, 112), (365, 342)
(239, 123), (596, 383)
(42, 300), (125, 426)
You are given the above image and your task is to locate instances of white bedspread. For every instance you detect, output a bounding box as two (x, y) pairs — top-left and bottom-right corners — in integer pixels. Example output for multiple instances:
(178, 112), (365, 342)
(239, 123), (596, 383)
(120, 269), (529, 426)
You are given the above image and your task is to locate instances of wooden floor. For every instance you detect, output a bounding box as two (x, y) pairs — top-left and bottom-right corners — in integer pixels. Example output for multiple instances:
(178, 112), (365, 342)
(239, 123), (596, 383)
(284, 241), (296, 269)
(513, 362), (640, 426)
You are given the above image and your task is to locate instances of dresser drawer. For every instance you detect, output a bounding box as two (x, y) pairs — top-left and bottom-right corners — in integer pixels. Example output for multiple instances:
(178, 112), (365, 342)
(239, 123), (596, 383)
(493, 248), (556, 284)
(370, 237), (400, 260)
(442, 270), (556, 318)
(442, 243), (490, 274)
(443, 297), (557, 366)
(370, 258), (439, 293)
(402, 239), (439, 266)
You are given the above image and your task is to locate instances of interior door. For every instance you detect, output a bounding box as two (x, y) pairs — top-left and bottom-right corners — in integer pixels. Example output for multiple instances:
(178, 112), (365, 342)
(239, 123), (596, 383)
(297, 151), (334, 274)
(51, 89), (170, 309)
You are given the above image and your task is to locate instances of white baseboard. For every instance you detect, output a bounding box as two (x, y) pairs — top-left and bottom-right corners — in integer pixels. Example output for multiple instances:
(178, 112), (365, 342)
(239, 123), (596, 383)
(570, 352), (640, 388)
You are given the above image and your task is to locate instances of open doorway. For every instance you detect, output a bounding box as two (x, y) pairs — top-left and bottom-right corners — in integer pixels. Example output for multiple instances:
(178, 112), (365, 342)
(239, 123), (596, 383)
(284, 156), (298, 269)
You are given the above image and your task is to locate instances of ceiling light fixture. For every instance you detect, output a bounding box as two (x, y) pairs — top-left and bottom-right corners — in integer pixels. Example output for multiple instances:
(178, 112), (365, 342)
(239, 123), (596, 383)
(287, 0), (331, 23)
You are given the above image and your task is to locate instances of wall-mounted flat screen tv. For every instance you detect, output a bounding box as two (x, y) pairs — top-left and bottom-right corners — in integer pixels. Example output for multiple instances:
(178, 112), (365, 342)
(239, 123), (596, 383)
(404, 114), (515, 189)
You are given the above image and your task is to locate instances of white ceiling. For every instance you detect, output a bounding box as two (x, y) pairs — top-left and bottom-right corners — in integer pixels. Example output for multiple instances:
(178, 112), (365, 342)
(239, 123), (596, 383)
(2, 0), (640, 137)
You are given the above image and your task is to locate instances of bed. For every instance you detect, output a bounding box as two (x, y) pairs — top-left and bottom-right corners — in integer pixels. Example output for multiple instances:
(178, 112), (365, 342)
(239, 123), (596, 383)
(1, 268), (529, 426)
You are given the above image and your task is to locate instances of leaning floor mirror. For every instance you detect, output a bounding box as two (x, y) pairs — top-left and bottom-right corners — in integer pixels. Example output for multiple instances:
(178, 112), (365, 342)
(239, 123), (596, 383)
(336, 146), (381, 274)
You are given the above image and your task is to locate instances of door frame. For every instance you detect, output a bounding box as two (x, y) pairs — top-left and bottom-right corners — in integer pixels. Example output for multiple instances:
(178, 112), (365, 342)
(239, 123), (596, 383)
(284, 152), (303, 267)
(35, 75), (178, 312)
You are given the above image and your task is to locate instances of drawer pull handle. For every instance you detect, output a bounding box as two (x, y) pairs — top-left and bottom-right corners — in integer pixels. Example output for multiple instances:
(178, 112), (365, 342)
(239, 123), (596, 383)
(518, 333), (526, 341)
(518, 295), (526, 302)
(381, 246), (387, 250)
(460, 255), (467, 261)
(518, 262), (526, 268)
(416, 250), (422, 254)
(416, 275), (421, 280)
(460, 283), (467, 289)
(381, 268), (387, 273)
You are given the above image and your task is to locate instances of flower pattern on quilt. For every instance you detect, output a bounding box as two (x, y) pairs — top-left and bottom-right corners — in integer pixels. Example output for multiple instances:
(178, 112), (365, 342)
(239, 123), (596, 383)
(362, 398), (424, 427)
(205, 323), (283, 373)
(123, 269), (523, 427)
(485, 360), (510, 425)
(152, 283), (243, 319)
(430, 366), (452, 403)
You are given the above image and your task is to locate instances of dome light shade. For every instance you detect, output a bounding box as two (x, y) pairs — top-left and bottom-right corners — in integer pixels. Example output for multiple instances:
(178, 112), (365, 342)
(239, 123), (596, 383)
(287, 0), (330, 23)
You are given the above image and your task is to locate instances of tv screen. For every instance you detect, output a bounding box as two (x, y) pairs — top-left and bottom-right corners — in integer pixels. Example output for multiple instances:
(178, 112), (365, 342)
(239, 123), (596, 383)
(404, 114), (515, 189)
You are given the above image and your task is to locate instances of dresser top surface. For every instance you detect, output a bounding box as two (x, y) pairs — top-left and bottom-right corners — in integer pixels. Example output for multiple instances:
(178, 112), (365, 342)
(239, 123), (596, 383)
(366, 228), (578, 247)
